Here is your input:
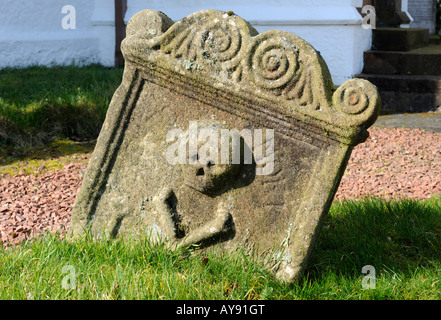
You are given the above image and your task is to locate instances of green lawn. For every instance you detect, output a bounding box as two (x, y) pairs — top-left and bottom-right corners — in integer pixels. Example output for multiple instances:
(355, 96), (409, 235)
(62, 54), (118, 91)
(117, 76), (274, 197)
(1, 197), (440, 300)
(0, 65), (123, 147)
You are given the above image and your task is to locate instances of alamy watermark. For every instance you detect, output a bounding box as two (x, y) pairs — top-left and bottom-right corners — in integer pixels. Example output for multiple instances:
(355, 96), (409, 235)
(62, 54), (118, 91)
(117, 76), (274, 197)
(61, 5), (76, 30)
(361, 5), (376, 30)
(166, 121), (274, 176)
(61, 265), (76, 289)
(361, 265), (376, 289)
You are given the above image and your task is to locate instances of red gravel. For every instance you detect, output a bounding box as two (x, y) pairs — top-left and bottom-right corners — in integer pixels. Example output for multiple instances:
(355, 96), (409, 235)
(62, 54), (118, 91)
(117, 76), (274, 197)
(1, 127), (440, 246)
(336, 127), (441, 201)
(0, 163), (86, 246)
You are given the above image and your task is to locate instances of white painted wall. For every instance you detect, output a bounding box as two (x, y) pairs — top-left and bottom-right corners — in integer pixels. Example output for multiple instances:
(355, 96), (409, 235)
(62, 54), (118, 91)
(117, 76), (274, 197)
(408, 0), (436, 34)
(91, 0), (116, 67)
(0, 0), (370, 85)
(125, 0), (371, 85)
(0, 0), (104, 69)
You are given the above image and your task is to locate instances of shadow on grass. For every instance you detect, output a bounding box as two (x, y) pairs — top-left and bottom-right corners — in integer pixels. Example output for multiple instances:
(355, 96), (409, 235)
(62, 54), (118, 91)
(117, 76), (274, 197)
(0, 139), (96, 168)
(304, 196), (441, 281)
(0, 65), (123, 146)
(0, 65), (122, 107)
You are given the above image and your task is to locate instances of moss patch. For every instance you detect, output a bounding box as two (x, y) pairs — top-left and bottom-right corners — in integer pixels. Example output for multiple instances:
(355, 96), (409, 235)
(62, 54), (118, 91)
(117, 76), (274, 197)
(0, 139), (95, 177)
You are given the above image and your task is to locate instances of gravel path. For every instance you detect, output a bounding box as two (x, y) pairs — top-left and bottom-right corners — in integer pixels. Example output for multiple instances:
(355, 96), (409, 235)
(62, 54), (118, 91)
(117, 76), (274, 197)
(1, 127), (440, 246)
(336, 127), (441, 201)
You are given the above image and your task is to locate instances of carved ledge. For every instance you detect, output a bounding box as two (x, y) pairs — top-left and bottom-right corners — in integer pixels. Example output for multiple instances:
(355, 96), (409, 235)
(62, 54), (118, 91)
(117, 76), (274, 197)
(121, 9), (381, 145)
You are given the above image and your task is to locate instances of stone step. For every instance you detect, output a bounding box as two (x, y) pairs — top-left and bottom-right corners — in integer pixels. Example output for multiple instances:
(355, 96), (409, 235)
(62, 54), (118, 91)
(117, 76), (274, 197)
(373, 113), (441, 133)
(363, 45), (441, 76)
(372, 28), (429, 51)
(356, 73), (441, 113)
(429, 35), (441, 45)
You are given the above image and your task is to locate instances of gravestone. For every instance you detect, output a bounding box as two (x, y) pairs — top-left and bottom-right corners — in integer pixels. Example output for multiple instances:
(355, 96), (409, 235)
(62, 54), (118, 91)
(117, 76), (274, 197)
(69, 9), (381, 282)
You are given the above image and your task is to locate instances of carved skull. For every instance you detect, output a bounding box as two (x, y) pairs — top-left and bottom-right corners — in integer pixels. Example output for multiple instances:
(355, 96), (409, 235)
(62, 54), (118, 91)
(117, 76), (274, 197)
(183, 120), (242, 195)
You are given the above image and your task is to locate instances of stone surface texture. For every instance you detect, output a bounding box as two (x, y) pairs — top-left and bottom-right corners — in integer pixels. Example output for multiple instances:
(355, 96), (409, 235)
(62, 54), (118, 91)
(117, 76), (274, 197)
(69, 10), (381, 282)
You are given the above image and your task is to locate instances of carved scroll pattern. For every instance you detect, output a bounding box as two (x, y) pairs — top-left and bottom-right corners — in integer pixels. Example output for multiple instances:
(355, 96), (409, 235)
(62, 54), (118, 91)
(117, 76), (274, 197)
(145, 12), (321, 109)
(154, 11), (248, 82)
(246, 32), (317, 107)
(122, 10), (380, 130)
(332, 79), (381, 127)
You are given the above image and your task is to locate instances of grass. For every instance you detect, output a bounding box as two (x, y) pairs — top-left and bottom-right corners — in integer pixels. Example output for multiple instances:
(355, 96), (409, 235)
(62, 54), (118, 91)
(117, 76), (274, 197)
(0, 65), (123, 147)
(0, 139), (94, 177)
(1, 196), (440, 300)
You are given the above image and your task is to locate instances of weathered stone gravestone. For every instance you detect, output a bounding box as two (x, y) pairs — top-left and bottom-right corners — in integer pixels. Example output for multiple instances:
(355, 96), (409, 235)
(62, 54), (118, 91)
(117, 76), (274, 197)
(70, 9), (381, 282)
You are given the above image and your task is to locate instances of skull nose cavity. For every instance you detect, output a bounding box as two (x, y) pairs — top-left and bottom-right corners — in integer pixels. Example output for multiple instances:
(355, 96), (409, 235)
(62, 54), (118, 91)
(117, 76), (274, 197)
(196, 167), (205, 176)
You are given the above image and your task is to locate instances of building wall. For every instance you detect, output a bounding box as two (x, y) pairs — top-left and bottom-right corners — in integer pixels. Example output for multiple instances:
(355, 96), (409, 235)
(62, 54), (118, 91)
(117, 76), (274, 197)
(0, 0), (104, 69)
(0, 0), (370, 85)
(408, 0), (436, 33)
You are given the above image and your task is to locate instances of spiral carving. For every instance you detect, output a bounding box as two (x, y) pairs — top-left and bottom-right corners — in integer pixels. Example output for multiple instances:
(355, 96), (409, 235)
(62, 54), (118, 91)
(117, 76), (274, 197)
(147, 11), (250, 73)
(334, 81), (371, 115)
(248, 32), (299, 90)
(198, 20), (243, 66)
(332, 79), (381, 128)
